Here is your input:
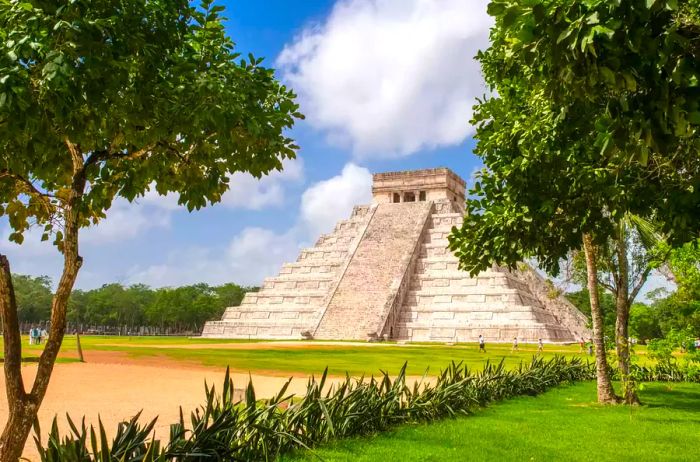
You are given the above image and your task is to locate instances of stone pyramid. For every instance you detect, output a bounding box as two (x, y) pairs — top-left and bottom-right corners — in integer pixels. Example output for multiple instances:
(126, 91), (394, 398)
(202, 168), (590, 343)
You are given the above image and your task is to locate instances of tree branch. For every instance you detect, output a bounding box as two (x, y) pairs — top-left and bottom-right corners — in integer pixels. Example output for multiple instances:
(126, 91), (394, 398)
(628, 266), (652, 306)
(598, 279), (616, 294)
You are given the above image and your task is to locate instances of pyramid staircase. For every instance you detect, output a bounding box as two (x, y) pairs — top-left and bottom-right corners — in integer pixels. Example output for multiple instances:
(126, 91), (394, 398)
(202, 167), (590, 342)
(202, 199), (589, 342)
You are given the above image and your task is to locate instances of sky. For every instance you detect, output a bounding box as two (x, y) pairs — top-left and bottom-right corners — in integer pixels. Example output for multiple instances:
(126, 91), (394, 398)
(0, 0), (672, 298)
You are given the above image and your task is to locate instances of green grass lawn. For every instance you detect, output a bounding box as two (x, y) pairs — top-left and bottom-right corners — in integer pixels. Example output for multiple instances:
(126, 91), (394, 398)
(282, 381), (700, 461)
(9, 335), (655, 377)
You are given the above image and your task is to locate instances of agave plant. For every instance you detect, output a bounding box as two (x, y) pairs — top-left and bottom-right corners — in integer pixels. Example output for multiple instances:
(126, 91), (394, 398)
(35, 357), (596, 461)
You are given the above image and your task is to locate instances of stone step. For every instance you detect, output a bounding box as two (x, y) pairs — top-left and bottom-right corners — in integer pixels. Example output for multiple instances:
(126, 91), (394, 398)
(430, 214), (463, 228)
(298, 248), (349, 261)
(201, 321), (310, 339)
(398, 302), (552, 314)
(224, 303), (322, 317)
(235, 310), (320, 321)
(415, 257), (461, 272)
(262, 273), (335, 289)
(315, 201), (433, 340)
(398, 308), (558, 324)
(411, 269), (503, 280)
(279, 260), (344, 275)
(332, 217), (368, 233)
(241, 290), (327, 306)
(314, 234), (356, 248)
(351, 205), (372, 218)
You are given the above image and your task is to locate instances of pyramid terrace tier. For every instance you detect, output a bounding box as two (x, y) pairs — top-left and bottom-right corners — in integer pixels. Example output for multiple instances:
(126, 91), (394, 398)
(202, 167), (591, 343)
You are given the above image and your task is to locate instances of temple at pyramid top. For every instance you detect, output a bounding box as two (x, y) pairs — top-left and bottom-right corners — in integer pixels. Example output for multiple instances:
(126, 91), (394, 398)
(202, 167), (590, 343)
(371, 168), (466, 210)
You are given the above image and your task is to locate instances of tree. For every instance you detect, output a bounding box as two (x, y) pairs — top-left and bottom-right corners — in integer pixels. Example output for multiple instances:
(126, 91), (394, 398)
(629, 303), (662, 342)
(652, 239), (700, 335)
(449, 0), (700, 403)
(12, 274), (52, 324)
(573, 217), (667, 403)
(0, 0), (301, 458)
(566, 288), (616, 336)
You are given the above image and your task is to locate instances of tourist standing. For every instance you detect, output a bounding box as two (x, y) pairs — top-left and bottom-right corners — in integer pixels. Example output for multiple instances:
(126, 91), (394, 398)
(537, 338), (543, 353)
(579, 338), (585, 353)
(478, 335), (486, 353)
(511, 337), (519, 352)
(28, 327), (34, 345)
(587, 338), (594, 356)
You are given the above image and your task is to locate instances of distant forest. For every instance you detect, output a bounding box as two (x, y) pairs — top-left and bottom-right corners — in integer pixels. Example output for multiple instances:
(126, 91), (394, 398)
(13, 274), (258, 333)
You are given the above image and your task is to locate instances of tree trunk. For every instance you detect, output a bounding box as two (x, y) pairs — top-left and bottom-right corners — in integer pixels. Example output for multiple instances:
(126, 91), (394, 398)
(76, 331), (85, 363)
(614, 231), (640, 405)
(0, 255), (35, 461)
(582, 234), (620, 404)
(0, 141), (86, 460)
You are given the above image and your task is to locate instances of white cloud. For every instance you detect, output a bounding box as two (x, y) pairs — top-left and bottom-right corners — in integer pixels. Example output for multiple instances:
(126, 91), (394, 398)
(227, 227), (303, 285)
(127, 228), (302, 287)
(126, 162), (371, 287)
(83, 199), (172, 245)
(277, 0), (491, 157)
(300, 163), (372, 236)
(221, 158), (304, 210)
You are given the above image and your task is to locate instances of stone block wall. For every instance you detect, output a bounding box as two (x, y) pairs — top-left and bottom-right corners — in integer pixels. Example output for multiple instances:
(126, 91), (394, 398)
(202, 168), (590, 343)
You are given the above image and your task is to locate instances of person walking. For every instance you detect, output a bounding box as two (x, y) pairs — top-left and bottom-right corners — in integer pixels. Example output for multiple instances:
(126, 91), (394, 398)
(28, 327), (34, 345)
(579, 338), (585, 353)
(511, 337), (519, 352)
(537, 338), (543, 353)
(478, 335), (486, 353)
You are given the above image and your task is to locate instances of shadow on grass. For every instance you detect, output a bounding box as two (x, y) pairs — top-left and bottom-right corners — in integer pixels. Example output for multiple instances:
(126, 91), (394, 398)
(642, 385), (700, 411)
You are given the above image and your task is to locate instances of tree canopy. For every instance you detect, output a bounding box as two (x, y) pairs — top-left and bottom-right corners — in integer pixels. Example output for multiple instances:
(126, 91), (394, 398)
(0, 0), (301, 244)
(450, 0), (700, 277)
(0, 0), (301, 456)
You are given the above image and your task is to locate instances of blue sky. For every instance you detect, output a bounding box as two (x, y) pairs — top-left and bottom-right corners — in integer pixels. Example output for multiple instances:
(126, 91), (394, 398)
(0, 0), (671, 297)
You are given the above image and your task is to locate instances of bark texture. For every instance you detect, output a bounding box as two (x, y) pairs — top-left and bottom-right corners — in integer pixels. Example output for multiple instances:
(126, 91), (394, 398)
(613, 233), (640, 405)
(582, 234), (620, 404)
(0, 140), (85, 460)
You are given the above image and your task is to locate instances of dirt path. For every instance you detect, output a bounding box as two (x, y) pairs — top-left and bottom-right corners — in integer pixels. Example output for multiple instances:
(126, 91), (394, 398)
(2, 360), (342, 461)
(4, 352), (432, 461)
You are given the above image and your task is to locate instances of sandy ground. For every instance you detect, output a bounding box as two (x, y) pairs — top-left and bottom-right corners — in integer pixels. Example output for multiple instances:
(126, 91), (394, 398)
(2, 353), (349, 461)
(3, 350), (432, 461)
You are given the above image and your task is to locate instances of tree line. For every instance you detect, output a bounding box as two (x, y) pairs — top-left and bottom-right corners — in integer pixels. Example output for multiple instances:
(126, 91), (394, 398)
(565, 237), (700, 343)
(13, 275), (257, 333)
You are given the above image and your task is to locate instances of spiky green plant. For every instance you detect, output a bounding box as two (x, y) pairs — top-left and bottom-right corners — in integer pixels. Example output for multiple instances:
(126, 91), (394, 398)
(35, 357), (596, 461)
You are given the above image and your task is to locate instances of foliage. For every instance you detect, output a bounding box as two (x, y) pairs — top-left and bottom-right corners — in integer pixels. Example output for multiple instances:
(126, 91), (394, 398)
(12, 273), (52, 323)
(0, 0), (302, 244)
(647, 327), (699, 363)
(0, 0), (301, 454)
(629, 302), (663, 341)
(449, 0), (700, 276)
(34, 357), (594, 461)
(65, 281), (255, 331)
(283, 382), (700, 461)
(10, 275), (255, 330)
(566, 288), (616, 335)
(627, 361), (700, 383)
